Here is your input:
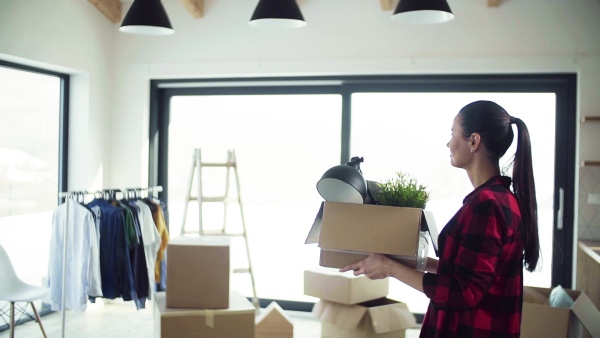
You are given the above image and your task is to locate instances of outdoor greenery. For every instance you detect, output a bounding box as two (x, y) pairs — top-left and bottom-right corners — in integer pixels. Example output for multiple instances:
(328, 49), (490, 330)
(376, 172), (430, 209)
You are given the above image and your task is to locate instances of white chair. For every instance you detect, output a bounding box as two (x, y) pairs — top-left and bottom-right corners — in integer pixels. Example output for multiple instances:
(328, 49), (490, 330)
(0, 244), (49, 338)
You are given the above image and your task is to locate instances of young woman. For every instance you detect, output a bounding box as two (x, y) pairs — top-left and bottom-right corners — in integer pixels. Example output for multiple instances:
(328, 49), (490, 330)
(340, 100), (540, 338)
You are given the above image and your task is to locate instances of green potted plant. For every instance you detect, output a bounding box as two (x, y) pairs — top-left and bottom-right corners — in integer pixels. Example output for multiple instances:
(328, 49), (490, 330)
(373, 171), (430, 209)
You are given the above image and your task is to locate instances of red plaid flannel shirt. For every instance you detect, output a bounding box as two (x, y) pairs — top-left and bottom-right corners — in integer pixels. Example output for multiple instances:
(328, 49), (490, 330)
(421, 176), (525, 338)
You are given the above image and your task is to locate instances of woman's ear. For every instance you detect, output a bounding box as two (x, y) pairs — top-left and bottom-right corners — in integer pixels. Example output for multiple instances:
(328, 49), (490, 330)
(470, 133), (481, 152)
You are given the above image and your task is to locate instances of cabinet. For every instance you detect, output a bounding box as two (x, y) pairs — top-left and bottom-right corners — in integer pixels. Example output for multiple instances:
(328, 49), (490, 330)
(581, 116), (600, 167)
(576, 241), (600, 309)
(576, 241), (600, 338)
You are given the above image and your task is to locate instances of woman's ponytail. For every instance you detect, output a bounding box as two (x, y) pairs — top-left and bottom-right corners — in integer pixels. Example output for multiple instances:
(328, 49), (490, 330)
(512, 117), (540, 272)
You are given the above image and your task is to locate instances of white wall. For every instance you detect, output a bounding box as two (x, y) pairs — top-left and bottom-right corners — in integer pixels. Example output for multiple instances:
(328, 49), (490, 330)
(110, 0), (600, 238)
(0, 0), (115, 191)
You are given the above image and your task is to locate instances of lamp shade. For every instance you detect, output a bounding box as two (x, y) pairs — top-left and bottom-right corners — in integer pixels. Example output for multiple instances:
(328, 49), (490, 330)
(391, 0), (454, 24)
(316, 159), (368, 204)
(119, 0), (174, 35)
(249, 0), (307, 28)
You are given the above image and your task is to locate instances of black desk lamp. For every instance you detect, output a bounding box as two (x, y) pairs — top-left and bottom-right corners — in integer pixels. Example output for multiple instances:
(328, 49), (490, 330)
(316, 157), (368, 204)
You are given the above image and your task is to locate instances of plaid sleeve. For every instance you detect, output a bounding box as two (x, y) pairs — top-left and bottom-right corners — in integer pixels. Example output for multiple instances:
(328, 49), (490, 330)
(423, 194), (507, 310)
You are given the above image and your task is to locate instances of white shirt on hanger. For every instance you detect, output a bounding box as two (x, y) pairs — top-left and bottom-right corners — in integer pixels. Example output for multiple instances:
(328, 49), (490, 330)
(48, 199), (102, 312)
(88, 205), (103, 297)
(135, 200), (161, 297)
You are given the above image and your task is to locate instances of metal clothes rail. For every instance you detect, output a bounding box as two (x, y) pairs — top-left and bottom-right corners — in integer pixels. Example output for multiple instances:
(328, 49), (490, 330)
(56, 186), (162, 338)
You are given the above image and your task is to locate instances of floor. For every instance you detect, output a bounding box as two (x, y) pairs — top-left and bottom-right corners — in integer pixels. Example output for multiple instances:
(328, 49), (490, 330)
(0, 299), (422, 338)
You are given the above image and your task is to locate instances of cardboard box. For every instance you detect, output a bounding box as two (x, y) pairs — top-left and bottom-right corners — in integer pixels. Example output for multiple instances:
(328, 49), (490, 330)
(522, 286), (600, 338)
(321, 321), (405, 338)
(154, 291), (255, 338)
(318, 250), (419, 270)
(166, 236), (230, 309)
(304, 267), (389, 305)
(255, 301), (294, 338)
(305, 201), (438, 270)
(313, 298), (416, 338)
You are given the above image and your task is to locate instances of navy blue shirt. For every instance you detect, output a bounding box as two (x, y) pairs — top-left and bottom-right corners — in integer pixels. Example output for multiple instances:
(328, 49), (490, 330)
(123, 200), (150, 304)
(87, 199), (141, 308)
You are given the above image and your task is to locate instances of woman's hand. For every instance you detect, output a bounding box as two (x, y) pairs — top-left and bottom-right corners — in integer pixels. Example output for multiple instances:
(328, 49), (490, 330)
(340, 253), (427, 293)
(339, 253), (393, 280)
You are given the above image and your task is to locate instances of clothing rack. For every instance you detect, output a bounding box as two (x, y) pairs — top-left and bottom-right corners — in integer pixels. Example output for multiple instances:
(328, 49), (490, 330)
(56, 186), (163, 338)
(58, 186), (163, 200)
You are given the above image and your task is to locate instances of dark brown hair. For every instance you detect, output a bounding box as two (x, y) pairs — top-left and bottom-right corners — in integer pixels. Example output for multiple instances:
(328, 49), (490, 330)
(458, 100), (540, 272)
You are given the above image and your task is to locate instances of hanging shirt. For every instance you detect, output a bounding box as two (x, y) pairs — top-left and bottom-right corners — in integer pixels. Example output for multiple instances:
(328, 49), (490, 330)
(112, 200), (148, 308)
(421, 176), (525, 338)
(143, 198), (169, 283)
(124, 201), (149, 300)
(111, 200), (137, 248)
(159, 199), (170, 233)
(88, 205), (104, 304)
(88, 207), (102, 298)
(134, 200), (161, 298)
(87, 199), (141, 309)
(48, 199), (102, 312)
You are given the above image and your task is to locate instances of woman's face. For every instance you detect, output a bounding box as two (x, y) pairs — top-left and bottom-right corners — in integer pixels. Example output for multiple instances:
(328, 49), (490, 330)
(447, 114), (472, 168)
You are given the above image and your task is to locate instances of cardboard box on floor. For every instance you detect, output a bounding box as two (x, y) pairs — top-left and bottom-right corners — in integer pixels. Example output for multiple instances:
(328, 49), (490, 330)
(154, 291), (255, 338)
(166, 236), (230, 309)
(305, 201), (438, 270)
(255, 301), (294, 338)
(304, 267), (389, 305)
(522, 286), (600, 338)
(313, 298), (416, 338)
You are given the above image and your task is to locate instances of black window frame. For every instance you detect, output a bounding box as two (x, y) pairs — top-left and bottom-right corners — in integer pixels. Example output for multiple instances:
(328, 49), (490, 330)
(0, 60), (70, 198)
(0, 59), (70, 330)
(149, 73), (577, 311)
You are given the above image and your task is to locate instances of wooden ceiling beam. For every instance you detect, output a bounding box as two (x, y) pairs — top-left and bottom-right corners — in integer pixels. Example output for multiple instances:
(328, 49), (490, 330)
(487, 0), (500, 7)
(180, 0), (204, 18)
(88, 0), (121, 23)
(379, 0), (395, 11)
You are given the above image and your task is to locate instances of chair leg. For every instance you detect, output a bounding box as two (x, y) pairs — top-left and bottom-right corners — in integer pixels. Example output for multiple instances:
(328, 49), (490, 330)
(29, 302), (47, 338)
(9, 302), (15, 338)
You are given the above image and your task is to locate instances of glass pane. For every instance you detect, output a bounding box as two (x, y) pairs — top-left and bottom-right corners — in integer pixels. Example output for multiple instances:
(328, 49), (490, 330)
(168, 94), (341, 301)
(0, 66), (60, 287)
(351, 92), (555, 314)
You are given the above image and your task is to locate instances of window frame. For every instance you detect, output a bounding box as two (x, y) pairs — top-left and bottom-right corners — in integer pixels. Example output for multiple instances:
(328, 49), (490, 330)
(0, 60), (70, 199)
(149, 73), (577, 309)
(0, 59), (70, 328)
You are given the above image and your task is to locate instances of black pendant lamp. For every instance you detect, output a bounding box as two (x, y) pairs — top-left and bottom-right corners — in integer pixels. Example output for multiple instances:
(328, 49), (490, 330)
(119, 0), (174, 35)
(391, 0), (454, 24)
(249, 0), (307, 28)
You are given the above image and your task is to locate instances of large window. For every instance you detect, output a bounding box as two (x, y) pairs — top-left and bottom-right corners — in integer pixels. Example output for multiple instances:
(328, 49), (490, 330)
(167, 94), (341, 300)
(150, 74), (576, 314)
(0, 61), (68, 329)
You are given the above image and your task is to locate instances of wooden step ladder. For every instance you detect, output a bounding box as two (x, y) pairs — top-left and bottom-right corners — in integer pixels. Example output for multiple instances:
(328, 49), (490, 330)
(180, 148), (259, 310)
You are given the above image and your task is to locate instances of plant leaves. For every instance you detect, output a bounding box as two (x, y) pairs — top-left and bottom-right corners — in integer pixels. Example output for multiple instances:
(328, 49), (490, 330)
(376, 172), (430, 209)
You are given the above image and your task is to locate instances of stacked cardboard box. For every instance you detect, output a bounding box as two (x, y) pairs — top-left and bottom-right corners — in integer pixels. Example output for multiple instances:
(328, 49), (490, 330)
(305, 267), (417, 338)
(154, 236), (256, 338)
(305, 202), (438, 271)
(155, 291), (255, 338)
